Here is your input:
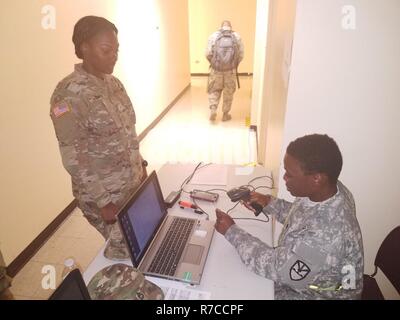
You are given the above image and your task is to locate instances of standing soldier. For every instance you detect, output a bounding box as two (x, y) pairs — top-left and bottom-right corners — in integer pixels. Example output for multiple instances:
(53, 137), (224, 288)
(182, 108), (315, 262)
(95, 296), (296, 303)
(50, 16), (147, 260)
(215, 134), (364, 299)
(205, 20), (244, 122)
(0, 249), (13, 300)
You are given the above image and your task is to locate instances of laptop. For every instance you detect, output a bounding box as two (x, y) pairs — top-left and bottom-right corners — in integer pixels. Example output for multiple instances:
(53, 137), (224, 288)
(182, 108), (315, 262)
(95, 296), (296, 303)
(117, 171), (215, 285)
(49, 269), (91, 300)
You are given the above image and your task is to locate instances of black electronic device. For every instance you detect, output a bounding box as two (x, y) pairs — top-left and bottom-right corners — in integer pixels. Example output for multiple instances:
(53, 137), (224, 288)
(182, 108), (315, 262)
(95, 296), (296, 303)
(164, 190), (181, 208)
(249, 202), (263, 216)
(227, 186), (263, 216)
(190, 190), (219, 202)
(48, 269), (91, 300)
(227, 186), (251, 202)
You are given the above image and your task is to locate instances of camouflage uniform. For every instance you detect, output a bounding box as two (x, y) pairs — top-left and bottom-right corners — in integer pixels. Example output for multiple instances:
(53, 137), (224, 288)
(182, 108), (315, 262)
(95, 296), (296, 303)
(50, 64), (144, 260)
(205, 30), (244, 115)
(225, 181), (364, 300)
(0, 250), (12, 297)
(87, 264), (164, 300)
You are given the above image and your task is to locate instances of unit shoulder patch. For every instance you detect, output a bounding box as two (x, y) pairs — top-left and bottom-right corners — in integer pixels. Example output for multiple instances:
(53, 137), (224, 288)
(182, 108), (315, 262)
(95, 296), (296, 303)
(290, 260), (311, 281)
(52, 101), (71, 118)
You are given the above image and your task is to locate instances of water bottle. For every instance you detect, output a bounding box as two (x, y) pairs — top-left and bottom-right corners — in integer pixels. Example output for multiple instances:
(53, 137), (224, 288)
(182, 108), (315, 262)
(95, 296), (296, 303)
(61, 257), (80, 280)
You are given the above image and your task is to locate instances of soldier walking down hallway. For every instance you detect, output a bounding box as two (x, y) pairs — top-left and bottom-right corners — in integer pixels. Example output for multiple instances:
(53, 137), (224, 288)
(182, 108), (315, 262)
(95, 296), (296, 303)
(205, 20), (244, 122)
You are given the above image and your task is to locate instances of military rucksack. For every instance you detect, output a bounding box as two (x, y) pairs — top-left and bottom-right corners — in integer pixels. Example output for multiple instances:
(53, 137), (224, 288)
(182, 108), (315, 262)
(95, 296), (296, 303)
(210, 30), (239, 72)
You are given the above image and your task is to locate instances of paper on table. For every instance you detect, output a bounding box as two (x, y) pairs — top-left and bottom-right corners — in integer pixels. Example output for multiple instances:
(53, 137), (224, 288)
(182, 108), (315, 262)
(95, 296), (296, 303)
(146, 276), (211, 300)
(160, 284), (211, 300)
(189, 164), (228, 186)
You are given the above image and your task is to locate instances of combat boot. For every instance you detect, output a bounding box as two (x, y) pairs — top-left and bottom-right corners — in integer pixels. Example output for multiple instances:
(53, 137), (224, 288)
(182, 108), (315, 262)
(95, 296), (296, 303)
(222, 113), (232, 121)
(209, 111), (217, 121)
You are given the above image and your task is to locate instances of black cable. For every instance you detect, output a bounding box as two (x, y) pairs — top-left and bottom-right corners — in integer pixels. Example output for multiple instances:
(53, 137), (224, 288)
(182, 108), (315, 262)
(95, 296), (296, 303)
(180, 163), (212, 193)
(248, 175), (274, 189)
(233, 217), (269, 223)
(225, 196), (269, 223)
(179, 162), (202, 192)
(191, 197), (210, 220)
(226, 201), (241, 215)
(240, 184), (256, 191)
(253, 186), (274, 191)
(205, 188), (227, 193)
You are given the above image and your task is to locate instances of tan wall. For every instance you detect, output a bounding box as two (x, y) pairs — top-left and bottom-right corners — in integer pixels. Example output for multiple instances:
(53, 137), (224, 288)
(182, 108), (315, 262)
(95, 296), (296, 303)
(0, 0), (190, 264)
(188, 0), (257, 73)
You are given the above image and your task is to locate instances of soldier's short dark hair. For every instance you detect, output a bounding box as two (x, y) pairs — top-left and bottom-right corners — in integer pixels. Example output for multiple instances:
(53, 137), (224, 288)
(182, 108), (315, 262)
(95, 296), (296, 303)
(72, 16), (118, 59)
(287, 134), (343, 184)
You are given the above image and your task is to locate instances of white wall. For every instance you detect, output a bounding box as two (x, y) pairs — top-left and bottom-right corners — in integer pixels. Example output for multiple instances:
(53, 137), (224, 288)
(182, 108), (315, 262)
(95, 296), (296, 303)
(0, 0), (190, 264)
(250, 0), (270, 129)
(254, 0), (297, 189)
(279, 0), (400, 299)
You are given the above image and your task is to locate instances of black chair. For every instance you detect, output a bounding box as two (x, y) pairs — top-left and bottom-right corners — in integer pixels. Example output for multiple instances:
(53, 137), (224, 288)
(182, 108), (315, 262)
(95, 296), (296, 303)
(362, 226), (400, 300)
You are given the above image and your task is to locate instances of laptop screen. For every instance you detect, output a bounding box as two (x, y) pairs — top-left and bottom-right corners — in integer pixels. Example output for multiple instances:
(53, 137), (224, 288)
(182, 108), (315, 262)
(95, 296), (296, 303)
(118, 171), (167, 267)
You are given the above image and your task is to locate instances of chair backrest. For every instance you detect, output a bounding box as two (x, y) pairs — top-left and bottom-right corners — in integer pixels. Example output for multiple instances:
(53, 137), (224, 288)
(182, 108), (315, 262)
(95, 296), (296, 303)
(362, 274), (384, 300)
(374, 226), (400, 293)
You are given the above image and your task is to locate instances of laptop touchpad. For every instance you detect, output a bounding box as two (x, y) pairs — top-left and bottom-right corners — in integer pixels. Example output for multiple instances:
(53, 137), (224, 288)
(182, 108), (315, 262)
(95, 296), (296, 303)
(183, 244), (204, 265)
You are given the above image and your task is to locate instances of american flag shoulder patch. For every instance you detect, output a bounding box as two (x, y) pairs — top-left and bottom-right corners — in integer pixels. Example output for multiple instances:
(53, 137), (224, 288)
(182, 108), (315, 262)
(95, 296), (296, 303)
(52, 101), (71, 118)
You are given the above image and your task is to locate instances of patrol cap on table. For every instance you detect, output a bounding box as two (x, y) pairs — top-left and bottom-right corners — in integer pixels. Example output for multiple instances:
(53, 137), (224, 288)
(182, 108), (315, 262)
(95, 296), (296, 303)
(87, 263), (164, 300)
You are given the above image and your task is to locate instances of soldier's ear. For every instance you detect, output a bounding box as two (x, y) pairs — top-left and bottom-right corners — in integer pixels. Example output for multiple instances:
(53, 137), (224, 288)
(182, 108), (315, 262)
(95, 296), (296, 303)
(81, 42), (89, 56)
(313, 173), (328, 187)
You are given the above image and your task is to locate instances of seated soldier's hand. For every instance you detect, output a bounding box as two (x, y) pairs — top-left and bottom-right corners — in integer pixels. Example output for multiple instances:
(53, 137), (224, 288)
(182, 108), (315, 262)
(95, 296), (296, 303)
(242, 192), (272, 213)
(100, 202), (119, 225)
(141, 160), (148, 182)
(215, 209), (235, 235)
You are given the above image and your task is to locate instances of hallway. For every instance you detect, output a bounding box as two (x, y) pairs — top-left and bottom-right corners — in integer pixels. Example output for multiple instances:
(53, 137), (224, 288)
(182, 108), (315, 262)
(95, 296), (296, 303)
(9, 76), (255, 300)
(141, 76), (255, 173)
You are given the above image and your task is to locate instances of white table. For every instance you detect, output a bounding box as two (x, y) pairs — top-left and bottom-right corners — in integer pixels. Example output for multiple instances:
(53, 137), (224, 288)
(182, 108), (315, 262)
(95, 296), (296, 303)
(84, 163), (276, 300)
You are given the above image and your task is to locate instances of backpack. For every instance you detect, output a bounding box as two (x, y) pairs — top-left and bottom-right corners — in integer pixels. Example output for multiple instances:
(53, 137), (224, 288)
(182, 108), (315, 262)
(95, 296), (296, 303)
(210, 30), (239, 72)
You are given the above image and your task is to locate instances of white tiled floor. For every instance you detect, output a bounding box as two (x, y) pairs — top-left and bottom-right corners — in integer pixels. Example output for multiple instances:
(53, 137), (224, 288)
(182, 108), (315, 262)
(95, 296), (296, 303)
(9, 76), (254, 299)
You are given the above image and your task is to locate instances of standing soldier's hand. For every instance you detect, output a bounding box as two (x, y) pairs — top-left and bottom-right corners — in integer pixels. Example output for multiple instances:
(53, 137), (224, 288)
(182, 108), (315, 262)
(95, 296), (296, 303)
(100, 202), (119, 224)
(215, 209), (235, 235)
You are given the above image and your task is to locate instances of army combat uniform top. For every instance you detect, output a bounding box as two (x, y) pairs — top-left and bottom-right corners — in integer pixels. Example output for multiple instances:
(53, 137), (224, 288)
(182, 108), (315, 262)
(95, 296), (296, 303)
(224, 181), (364, 300)
(50, 64), (144, 258)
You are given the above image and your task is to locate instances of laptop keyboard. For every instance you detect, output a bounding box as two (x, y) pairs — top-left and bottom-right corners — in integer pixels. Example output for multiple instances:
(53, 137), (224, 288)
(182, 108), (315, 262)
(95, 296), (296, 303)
(148, 217), (196, 276)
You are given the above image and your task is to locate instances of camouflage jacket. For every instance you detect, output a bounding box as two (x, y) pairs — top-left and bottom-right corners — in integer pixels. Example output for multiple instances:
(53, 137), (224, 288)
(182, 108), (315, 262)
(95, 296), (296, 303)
(50, 64), (143, 208)
(225, 181), (364, 300)
(0, 250), (11, 294)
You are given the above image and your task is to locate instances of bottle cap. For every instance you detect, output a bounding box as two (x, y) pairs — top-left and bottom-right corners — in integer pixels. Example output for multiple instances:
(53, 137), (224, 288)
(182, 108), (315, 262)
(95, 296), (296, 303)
(64, 258), (75, 268)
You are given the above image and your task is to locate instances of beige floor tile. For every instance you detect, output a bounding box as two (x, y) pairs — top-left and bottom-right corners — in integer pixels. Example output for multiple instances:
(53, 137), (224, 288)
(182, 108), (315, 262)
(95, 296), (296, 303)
(34, 263), (65, 300)
(13, 295), (40, 300)
(71, 207), (83, 217)
(55, 214), (95, 239)
(10, 261), (53, 297)
(31, 236), (82, 265)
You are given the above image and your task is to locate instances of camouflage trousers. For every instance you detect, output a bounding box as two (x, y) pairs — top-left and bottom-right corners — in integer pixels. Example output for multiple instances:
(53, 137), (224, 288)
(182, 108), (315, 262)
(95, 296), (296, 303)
(207, 69), (237, 114)
(0, 250), (12, 298)
(78, 186), (140, 261)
